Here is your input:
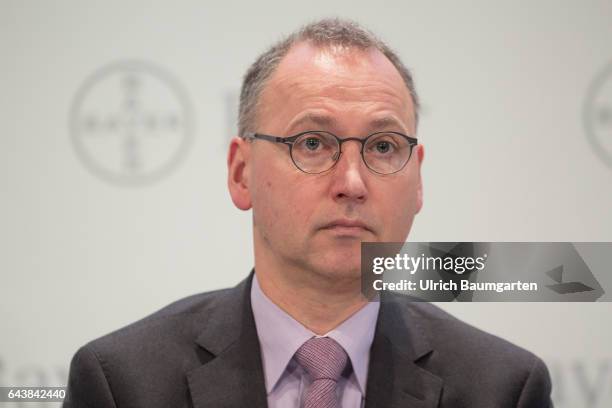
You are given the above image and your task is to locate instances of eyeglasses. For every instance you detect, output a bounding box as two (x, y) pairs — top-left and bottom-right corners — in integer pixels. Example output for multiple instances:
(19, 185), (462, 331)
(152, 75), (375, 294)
(243, 130), (418, 174)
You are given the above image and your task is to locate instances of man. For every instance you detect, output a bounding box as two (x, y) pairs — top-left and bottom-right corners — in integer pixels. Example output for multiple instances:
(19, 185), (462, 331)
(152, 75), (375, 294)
(64, 18), (553, 407)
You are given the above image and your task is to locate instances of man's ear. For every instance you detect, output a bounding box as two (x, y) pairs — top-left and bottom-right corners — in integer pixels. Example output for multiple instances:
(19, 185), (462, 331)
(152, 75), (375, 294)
(415, 144), (425, 214)
(227, 137), (252, 210)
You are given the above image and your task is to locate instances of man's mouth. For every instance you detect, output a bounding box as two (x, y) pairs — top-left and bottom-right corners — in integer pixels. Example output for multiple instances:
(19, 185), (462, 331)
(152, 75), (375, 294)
(321, 219), (372, 235)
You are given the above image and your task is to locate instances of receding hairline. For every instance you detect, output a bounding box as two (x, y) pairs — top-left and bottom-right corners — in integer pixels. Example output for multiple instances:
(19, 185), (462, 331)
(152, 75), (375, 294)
(259, 43), (416, 134)
(238, 18), (420, 137)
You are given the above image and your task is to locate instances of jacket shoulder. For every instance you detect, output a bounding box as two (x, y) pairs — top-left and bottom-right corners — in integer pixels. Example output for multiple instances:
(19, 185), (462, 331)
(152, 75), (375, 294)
(64, 287), (240, 407)
(390, 295), (546, 374)
(390, 296), (552, 406)
(90, 287), (231, 350)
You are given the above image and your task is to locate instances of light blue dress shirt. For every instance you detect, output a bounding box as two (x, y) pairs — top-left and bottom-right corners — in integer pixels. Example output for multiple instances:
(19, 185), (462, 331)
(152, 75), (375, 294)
(250, 274), (380, 408)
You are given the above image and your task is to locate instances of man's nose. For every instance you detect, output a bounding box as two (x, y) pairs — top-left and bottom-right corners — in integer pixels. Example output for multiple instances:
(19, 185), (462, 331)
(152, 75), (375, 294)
(329, 141), (368, 202)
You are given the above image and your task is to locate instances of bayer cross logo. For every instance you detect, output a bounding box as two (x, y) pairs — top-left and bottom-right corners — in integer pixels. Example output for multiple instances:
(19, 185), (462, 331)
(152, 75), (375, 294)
(584, 60), (612, 170)
(70, 61), (193, 185)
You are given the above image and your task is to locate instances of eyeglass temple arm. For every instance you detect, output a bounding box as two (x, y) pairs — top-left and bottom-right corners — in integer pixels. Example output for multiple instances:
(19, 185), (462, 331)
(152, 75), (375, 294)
(243, 132), (294, 144)
(245, 131), (418, 146)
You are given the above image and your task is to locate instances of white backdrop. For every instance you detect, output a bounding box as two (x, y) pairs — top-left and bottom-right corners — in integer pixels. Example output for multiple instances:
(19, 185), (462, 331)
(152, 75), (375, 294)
(1, 1), (612, 407)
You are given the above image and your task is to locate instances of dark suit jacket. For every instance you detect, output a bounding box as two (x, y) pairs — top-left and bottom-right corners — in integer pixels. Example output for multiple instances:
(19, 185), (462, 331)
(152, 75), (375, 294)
(63, 273), (553, 407)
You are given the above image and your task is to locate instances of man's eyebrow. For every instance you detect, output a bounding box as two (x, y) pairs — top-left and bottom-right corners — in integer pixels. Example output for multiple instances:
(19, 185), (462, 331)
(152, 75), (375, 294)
(286, 113), (409, 134)
(368, 116), (408, 132)
(287, 113), (337, 133)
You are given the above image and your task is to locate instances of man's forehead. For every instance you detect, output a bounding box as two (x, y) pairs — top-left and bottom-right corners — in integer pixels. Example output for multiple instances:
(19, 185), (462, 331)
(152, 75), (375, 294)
(261, 41), (415, 131)
(288, 112), (410, 135)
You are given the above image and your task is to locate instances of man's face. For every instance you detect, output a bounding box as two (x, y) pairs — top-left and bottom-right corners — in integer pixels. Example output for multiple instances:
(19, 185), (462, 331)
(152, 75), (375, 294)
(229, 41), (424, 281)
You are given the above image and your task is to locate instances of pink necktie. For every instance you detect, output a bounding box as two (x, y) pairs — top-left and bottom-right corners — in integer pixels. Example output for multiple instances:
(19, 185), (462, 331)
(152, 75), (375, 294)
(294, 336), (349, 408)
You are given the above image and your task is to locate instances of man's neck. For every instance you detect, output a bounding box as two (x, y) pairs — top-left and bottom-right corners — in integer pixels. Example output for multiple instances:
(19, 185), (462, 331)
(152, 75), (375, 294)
(254, 262), (369, 335)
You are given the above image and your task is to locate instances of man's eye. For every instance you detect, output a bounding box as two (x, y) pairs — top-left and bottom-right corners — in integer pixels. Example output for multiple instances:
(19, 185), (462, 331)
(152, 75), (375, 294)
(304, 138), (321, 151)
(375, 141), (393, 153)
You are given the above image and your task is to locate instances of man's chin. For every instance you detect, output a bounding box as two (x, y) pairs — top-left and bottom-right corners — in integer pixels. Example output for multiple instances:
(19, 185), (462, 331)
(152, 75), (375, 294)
(308, 253), (361, 282)
(299, 236), (367, 281)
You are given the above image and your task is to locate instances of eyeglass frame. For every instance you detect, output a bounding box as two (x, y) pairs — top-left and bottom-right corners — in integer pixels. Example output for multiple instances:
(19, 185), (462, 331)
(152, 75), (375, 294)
(243, 130), (419, 175)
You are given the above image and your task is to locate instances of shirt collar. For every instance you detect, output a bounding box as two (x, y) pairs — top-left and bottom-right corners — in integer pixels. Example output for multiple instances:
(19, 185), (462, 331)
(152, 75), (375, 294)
(250, 273), (380, 395)
(325, 296), (379, 394)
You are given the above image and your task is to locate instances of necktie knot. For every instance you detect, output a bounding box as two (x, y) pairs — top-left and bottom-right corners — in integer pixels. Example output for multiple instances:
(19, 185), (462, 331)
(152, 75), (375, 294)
(294, 336), (348, 382)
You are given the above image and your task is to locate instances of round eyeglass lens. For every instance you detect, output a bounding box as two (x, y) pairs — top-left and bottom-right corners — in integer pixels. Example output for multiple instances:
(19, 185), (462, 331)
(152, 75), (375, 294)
(363, 132), (412, 174)
(291, 131), (339, 173)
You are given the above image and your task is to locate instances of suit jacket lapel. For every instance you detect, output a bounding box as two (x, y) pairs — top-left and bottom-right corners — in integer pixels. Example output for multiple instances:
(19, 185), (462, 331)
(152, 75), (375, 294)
(185, 274), (443, 408)
(187, 273), (268, 408)
(365, 294), (443, 408)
